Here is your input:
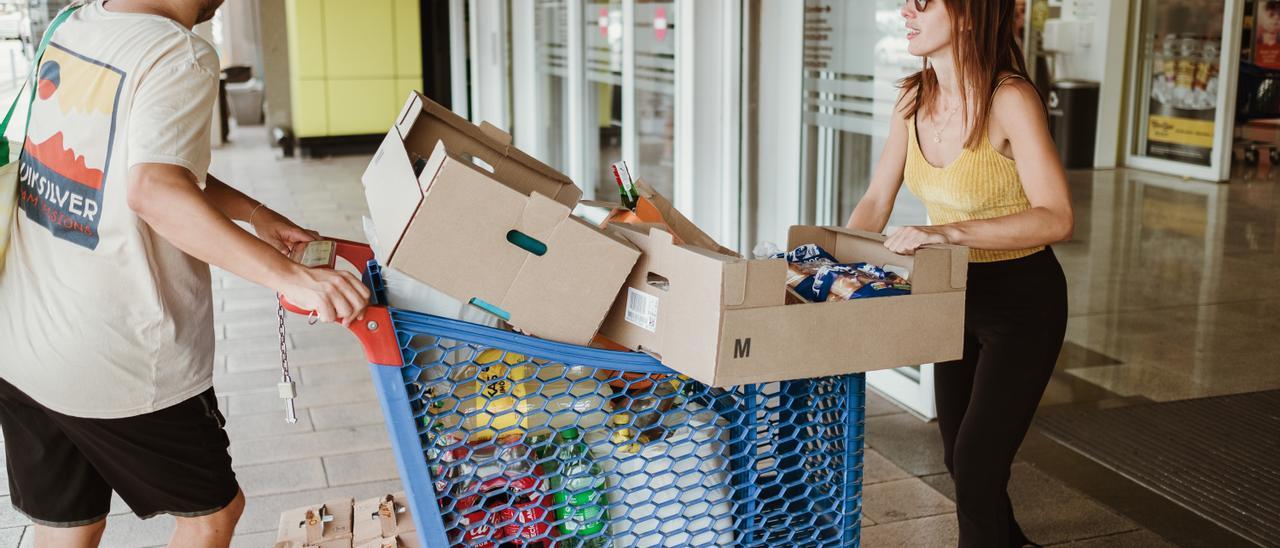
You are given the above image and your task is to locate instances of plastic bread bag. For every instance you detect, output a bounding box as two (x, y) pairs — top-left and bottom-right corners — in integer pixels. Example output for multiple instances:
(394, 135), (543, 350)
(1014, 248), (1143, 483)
(777, 244), (911, 302)
(776, 243), (839, 264)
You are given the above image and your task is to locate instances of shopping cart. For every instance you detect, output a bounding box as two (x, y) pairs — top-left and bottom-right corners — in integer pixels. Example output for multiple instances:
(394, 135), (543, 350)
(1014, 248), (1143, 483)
(282, 239), (866, 547)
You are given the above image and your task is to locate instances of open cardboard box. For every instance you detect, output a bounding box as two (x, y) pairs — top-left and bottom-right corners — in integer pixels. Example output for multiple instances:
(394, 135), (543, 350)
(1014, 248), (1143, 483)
(362, 92), (641, 345)
(274, 498), (355, 548)
(353, 493), (419, 548)
(353, 537), (419, 548)
(598, 224), (969, 387)
(583, 178), (740, 258)
(364, 92), (581, 259)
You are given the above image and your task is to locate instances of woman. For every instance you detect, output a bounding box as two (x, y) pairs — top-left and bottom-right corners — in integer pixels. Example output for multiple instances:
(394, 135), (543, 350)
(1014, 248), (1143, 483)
(847, 1), (1073, 546)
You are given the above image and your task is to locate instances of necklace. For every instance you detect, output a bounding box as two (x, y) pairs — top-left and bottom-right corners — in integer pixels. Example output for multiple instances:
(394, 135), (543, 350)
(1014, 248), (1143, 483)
(932, 102), (960, 144)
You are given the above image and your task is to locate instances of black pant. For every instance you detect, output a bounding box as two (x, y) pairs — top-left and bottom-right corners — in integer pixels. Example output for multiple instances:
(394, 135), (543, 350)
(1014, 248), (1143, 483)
(935, 248), (1067, 548)
(0, 380), (239, 525)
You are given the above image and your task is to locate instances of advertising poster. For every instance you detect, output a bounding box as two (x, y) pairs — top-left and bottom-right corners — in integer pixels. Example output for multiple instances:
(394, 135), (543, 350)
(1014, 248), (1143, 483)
(1143, 0), (1223, 166)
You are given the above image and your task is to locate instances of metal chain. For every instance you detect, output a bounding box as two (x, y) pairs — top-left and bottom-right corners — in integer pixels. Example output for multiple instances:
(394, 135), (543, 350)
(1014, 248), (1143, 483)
(277, 297), (298, 423)
(277, 299), (290, 377)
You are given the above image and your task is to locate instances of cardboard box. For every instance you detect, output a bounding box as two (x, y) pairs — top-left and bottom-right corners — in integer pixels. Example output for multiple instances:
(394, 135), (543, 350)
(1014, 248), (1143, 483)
(353, 493), (419, 548)
(363, 93), (641, 345)
(353, 536), (420, 548)
(598, 224), (968, 387)
(587, 178), (740, 258)
(364, 92), (582, 263)
(274, 498), (355, 548)
(352, 493), (413, 540)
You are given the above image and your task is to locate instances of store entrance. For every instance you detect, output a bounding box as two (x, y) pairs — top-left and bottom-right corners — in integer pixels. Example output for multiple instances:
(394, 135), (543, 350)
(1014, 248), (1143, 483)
(797, 0), (935, 418)
(455, 0), (741, 246)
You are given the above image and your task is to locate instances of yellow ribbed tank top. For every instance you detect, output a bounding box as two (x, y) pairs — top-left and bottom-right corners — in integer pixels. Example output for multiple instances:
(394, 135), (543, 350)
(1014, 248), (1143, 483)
(903, 97), (1044, 263)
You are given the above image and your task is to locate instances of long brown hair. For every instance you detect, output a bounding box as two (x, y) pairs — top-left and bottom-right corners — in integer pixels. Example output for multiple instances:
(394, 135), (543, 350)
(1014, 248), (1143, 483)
(900, 0), (1035, 149)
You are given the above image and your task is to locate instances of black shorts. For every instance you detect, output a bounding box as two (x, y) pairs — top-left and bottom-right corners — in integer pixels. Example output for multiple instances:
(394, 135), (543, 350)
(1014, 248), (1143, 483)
(0, 378), (240, 527)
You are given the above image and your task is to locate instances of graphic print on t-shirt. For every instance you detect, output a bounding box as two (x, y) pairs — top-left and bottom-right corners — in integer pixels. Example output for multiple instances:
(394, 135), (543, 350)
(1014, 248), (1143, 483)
(17, 42), (124, 250)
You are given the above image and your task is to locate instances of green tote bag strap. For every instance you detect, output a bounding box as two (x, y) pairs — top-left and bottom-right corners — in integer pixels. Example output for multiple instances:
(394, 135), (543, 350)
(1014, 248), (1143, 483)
(0, 5), (81, 166)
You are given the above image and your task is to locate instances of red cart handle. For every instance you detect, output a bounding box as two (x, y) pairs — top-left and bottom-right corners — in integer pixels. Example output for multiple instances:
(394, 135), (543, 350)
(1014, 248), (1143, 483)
(278, 238), (403, 367)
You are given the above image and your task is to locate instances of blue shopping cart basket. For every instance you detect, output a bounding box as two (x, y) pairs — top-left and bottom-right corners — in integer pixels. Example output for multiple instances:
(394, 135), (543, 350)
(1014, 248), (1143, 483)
(283, 239), (866, 547)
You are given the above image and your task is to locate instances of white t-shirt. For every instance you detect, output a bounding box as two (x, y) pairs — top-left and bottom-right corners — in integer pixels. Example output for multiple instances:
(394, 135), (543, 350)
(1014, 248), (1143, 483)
(0, 1), (220, 418)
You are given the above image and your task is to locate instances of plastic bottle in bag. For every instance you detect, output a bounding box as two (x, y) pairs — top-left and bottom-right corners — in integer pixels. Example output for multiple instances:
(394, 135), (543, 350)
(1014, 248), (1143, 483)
(550, 428), (609, 547)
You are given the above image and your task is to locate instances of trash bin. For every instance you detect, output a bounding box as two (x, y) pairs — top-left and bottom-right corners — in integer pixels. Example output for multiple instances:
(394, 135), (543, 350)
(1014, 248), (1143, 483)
(1048, 80), (1100, 169)
(226, 78), (265, 127)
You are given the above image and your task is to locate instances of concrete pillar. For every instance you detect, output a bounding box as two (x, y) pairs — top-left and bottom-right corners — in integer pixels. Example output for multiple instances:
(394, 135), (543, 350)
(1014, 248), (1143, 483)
(257, 0), (291, 132)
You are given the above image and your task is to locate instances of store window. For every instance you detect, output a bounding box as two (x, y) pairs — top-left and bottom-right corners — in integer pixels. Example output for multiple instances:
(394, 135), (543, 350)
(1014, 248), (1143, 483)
(798, 0), (934, 417)
(634, 0), (676, 198)
(799, 0), (925, 227)
(505, 0), (732, 234)
(533, 0), (571, 172)
(584, 0), (624, 200)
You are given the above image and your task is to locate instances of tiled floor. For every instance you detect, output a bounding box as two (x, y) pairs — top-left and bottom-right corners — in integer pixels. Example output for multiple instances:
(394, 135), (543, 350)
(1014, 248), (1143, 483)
(859, 390), (1177, 547)
(1, 129), (1276, 546)
(1054, 168), (1280, 403)
(860, 166), (1280, 546)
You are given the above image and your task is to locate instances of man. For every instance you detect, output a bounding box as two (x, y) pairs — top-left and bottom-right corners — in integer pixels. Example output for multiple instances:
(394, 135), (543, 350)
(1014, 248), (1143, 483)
(0, 1), (369, 546)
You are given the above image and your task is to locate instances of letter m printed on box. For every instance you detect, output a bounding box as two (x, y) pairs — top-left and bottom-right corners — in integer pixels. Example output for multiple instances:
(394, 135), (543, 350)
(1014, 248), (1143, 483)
(734, 338), (751, 359)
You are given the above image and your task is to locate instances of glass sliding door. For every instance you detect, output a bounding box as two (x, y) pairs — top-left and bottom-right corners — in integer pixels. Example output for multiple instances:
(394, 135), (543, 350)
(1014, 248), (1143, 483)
(505, 0), (738, 236)
(633, 0), (677, 198)
(799, 0), (934, 418)
(534, 0), (572, 172)
(799, 0), (927, 228)
(584, 0), (625, 201)
(467, 0), (512, 129)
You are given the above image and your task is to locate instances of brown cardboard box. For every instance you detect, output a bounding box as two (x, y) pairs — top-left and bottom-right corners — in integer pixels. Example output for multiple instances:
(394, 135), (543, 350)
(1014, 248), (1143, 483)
(274, 498), (355, 548)
(598, 224), (968, 387)
(363, 93), (641, 345)
(353, 493), (417, 546)
(353, 536), (420, 548)
(364, 92), (581, 262)
(588, 178), (740, 258)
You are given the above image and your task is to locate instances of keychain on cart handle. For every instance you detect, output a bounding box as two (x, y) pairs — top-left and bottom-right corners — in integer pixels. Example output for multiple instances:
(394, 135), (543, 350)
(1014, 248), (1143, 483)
(275, 240), (339, 423)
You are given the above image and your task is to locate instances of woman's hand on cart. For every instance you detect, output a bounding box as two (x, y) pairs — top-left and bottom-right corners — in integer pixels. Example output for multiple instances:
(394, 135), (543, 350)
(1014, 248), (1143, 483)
(278, 264), (371, 326)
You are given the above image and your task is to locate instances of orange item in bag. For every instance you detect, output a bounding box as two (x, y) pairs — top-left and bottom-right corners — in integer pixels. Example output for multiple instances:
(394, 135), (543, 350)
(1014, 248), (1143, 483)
(595, 179), (740, 258)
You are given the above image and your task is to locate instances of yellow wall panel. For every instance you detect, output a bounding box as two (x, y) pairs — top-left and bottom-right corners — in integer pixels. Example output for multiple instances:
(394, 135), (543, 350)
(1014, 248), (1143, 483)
(322, 0), (396, 79)
(393, 0), (422, 77)
(287, 0), (423, 137)
(292, 80), (328, 137)
(285, 0), (326, 79)
(327, 80), (398, 136)
(395, 77), (423, 105)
